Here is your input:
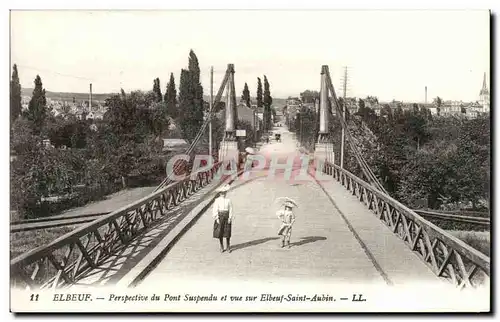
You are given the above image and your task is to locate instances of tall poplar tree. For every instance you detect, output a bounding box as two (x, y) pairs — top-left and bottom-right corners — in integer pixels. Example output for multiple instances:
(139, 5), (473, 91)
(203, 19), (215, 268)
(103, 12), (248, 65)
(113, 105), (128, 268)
(25, 75), (47, 135)
(178, 68), (199, 143)
(153, 78), (162, 102)
(165, 73), (178, 119)
(263, 76), (273, 131)
(188, 50), (204, 120)
(256, 77), (263, 109)
(242, 83), (251, 107)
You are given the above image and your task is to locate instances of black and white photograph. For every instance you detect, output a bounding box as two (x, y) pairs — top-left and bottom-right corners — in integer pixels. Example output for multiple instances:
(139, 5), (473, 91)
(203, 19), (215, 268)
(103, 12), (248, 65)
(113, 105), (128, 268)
(8, 9), (491, 313)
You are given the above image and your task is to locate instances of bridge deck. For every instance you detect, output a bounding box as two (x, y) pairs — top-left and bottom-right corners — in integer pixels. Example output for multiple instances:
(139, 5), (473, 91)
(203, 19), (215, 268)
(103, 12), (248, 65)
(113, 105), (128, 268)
(140, 170), (445, 289)
(69, 128), (448, 291)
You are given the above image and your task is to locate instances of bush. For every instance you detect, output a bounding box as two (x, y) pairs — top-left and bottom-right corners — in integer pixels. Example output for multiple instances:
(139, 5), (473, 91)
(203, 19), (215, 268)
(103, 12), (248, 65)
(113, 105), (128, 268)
(448, 230), (490, 257)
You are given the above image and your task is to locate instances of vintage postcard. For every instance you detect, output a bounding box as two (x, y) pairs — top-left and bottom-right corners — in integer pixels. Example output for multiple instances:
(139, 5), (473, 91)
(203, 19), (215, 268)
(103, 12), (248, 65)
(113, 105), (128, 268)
(9, 9), (491, 313)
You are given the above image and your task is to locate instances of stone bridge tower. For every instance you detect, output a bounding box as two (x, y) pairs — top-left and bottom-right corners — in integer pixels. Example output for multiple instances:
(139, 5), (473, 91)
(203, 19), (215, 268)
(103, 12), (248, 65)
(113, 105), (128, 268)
(218, 64), (239, 163)
(314, 65), (334, 164)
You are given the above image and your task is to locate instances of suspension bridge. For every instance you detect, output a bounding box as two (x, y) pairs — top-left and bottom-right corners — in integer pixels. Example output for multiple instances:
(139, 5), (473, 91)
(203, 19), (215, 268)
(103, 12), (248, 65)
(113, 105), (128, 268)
(10, 64), (490, 296)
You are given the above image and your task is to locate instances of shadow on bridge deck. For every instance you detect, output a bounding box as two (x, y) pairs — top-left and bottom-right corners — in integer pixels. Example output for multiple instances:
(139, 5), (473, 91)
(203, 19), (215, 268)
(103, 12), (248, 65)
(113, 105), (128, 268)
(137, 170), (448, 289)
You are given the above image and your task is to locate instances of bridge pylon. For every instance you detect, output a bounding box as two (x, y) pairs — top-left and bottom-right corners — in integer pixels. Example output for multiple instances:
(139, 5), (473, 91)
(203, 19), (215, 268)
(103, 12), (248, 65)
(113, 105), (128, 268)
(218, 63), (239, 163)
(314, 65), (335, 164)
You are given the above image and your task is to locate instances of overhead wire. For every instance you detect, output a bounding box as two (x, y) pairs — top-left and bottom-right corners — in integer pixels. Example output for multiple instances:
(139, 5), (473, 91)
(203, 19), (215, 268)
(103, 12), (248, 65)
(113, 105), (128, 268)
(154, 68), (231, 191)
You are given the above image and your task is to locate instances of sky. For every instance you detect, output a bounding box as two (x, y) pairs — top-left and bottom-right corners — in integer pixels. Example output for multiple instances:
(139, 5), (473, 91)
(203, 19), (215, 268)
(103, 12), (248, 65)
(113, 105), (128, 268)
(10, 10), (490, 103)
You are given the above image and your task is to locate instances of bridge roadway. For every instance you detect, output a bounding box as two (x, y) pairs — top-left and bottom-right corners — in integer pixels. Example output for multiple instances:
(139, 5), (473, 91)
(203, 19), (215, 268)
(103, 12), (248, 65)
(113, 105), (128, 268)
(138, 128), (448, 292)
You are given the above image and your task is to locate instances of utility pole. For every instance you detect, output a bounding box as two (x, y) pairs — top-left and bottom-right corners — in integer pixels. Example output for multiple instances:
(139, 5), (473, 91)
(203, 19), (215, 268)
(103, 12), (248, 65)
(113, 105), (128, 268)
(340, 67), (349, 169)
(208, 66), (214, 159)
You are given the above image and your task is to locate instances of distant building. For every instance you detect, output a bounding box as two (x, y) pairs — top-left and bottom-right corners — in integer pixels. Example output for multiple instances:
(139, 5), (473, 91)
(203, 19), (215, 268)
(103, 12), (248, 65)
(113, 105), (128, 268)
(286, 97), (301, 106)
(75, 110), (86, 120)
(441, 100), (463, 116)
(429, 107), (439, 115)
(479, 72), (490, 113)
(465, 108), (480, 119)
(163, 138), (189, 151)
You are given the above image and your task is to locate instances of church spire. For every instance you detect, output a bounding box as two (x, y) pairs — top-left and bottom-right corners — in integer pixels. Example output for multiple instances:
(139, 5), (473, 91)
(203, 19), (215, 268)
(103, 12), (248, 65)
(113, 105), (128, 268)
(480, 72), (489, 96)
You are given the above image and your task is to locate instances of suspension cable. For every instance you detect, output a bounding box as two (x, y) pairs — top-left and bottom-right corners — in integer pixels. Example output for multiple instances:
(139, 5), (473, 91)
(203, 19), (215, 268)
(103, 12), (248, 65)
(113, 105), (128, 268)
(154, 68), (230, 191)
(324, 71), (387, 193)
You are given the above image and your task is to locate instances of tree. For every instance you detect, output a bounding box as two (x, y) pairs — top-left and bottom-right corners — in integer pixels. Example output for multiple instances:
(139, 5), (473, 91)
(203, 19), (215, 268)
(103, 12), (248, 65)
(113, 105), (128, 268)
(242, 83), (251, 107)
(380, 104), (393, 121)
(357, 98), (366, 112)
(434, 96), (443, 107)
(153, 78), (162, 103)
(180, 50), (205, 143)
(10, 64), (22, 125)
(99, 90), (165, 188)
(188, 50), (204, 113)
(366, 96), (379, 105)
(256, 77), (263, 109)
(46, 117), (90, 149)
(453, 116), (490, 209)
(300, 90), (320, 104)
(11, 117), (36, 155)
(295, 107), (317, 151)
(165, 73), (178, 118)
(263, 76), (273, 131)
(24, 75), (47, 136)
(236, 119), (258, 150)
(178, 67), (203, 143)
(149, 102), (170, 140)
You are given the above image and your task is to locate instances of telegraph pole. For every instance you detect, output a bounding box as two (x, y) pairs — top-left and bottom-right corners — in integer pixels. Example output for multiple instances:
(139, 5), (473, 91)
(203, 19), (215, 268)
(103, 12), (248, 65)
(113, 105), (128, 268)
(340, 67), (348, 169)
(209, 66), (213, 159)
(89, 83), (92, 111)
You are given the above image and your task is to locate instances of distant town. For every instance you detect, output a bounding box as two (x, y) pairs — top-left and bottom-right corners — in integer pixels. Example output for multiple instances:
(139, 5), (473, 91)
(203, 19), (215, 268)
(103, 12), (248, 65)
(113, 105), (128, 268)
(20, 94), (108, 121)
(20, 71), (490, 128)
(284, 72), (490, 122)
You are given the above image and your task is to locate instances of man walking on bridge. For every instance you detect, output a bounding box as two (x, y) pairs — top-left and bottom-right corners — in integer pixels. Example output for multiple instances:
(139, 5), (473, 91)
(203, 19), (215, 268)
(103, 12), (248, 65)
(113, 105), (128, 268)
(212, 185), (234, 253)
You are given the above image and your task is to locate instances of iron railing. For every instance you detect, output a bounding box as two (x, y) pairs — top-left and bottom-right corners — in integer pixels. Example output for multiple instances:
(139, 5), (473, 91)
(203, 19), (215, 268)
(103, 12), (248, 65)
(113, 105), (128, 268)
(10, 162), (225, 290)
(323, 161), (490, 289)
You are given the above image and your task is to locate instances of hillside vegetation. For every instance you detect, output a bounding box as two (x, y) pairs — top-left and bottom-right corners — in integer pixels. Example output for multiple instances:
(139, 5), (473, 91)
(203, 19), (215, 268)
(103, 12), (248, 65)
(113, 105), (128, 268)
(291, 101), (490, 212)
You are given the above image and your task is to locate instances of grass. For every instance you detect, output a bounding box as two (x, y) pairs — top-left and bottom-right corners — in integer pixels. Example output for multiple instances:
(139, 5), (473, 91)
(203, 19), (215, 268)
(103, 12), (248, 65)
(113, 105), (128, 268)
(447, 230), (490, 257)
(10, 224), (81, 260)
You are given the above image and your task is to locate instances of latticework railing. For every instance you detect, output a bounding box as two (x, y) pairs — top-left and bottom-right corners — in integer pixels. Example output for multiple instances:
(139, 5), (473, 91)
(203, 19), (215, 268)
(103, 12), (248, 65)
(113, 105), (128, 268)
(323, 162), (490, 289)
(10, 162), (224, 290)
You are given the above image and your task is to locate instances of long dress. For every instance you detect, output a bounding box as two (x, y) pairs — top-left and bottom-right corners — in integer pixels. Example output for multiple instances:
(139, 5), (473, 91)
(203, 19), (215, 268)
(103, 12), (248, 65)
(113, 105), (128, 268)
(212, 196), (234, 238)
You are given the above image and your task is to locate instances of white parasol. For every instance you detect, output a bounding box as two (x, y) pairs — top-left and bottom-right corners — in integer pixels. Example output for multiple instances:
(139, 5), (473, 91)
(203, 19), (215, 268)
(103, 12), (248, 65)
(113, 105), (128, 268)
(245, 147), (256, 155)
(274, 197), (299, 208)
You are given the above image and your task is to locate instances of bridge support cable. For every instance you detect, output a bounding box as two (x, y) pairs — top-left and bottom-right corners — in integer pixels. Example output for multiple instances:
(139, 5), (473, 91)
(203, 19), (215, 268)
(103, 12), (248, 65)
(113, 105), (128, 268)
(323, 69), (387, 193)
(155, 67), (231, 191)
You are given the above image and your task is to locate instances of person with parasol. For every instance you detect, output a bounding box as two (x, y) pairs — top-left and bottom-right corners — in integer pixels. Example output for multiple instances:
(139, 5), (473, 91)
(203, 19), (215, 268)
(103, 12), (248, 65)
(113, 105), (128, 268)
(212, 185), (234, 253)
(275, 197), (298, 248)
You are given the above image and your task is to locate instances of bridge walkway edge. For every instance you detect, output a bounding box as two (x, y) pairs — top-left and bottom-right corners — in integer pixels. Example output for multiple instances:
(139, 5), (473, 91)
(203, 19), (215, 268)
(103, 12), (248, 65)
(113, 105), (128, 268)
(316, 177), (450, 287)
